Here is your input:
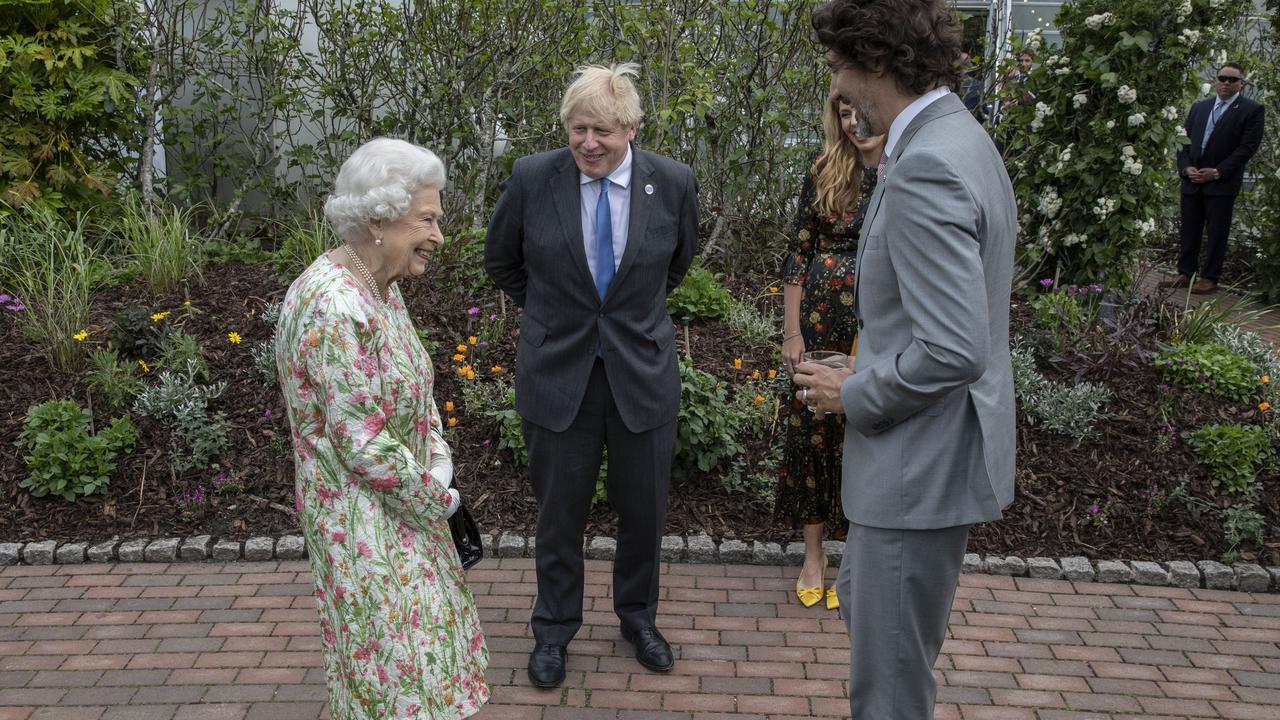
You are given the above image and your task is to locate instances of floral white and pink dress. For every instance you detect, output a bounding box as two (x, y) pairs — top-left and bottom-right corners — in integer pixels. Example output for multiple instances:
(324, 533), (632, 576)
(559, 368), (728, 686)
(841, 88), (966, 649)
(275, 253), (488, 719)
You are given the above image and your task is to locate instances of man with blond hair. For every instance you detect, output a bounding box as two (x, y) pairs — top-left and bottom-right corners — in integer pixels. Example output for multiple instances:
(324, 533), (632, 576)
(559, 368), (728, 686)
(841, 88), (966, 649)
(485, 62), (698, 688)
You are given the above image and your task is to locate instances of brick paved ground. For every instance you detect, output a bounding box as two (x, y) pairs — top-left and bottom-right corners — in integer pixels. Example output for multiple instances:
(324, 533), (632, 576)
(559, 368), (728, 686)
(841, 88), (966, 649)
(1137, 267), (1280, 349)
(2, 560), (1279, 719)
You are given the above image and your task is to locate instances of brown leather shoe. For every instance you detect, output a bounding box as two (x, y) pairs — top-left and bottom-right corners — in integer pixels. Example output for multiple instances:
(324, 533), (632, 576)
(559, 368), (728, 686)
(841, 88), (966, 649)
(1157, 274), (1191, 288)
(1190, 278), (1218, 294)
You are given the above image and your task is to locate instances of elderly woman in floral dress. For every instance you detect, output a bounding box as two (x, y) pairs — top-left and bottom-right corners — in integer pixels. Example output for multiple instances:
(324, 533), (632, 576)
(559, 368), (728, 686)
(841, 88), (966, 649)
(275, 137), (488, 719)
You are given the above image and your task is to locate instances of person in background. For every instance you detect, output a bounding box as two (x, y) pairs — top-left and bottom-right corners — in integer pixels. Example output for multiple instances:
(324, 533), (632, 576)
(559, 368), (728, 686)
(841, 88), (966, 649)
(778, 96), (884, 611)
(1161, 61), (1265, 294)
(276, 137), (489, 719)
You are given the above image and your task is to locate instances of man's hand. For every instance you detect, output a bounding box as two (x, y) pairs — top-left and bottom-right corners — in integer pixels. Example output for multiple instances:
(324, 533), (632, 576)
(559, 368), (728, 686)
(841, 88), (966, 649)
(1188, 168), (1219, 183)
(791, 360), (852, 420)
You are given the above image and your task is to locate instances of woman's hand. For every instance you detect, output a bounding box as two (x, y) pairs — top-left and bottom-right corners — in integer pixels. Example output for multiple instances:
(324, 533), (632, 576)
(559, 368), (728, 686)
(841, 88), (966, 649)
(782, 333), (806, 376)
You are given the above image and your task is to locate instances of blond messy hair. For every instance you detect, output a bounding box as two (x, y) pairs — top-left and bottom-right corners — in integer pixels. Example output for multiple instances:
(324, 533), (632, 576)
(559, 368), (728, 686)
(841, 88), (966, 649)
(812, 97), (862, 216)
(559, 62), (644, 129)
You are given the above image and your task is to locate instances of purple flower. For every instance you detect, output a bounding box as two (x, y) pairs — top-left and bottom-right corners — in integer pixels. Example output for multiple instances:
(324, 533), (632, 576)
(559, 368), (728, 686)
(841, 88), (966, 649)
(0, 294), (9, 303)
(1090, 283), (1103, 293)
(5, 302), (24, 312)
(1040, 278), (1054, 287)
(1067, 284), (1079, 295)
(263, 409), (273, 418)
(481, 438), (492, 446)
(488, 314), (497, 321)
(467, 307), (480, 316)
(1157, 383), (1170, 392)
(1196, 373), (1207, 381)
(1088, 504), (1100, 514)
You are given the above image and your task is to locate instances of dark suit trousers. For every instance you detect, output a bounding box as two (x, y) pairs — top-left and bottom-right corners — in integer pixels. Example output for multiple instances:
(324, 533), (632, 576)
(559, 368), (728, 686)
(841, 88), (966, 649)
(524, 359), (676, 646)
(836, 522), (970, 720)
(1178, 191), (1238, 282)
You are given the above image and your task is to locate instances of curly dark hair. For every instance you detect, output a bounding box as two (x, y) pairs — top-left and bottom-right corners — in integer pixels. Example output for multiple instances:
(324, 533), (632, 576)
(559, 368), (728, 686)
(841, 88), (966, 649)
(812, 0), (963, 96)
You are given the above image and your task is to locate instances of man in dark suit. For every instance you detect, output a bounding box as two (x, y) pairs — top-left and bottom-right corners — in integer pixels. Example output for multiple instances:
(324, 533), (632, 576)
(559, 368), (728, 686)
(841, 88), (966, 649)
(1162, 62), (1265, 294)
(484, 62), (698, 689)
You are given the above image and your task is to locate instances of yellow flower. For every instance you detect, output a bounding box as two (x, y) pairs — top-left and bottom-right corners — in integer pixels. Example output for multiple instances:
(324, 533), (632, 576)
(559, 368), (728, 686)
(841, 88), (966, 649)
(150, 311), (170, 322)
(448, 417), (458, 427)
(457, 365), (472, 377)
(72, 329), (88, 342)
(769, 286), (779, 293)
(452, 353), (466, 362)
(751, 369), (761, 380)
(445, 401), (455, 412)
(754, 395), (765, 406)
(138, 359), (150, 373)
(455, 344), (467, 353)
(767, 369), (777, 379)
(1261, 402), (1272, 412)
(183, 300), (191, 306)
(490, 365), (504, 373)
(227, 332), (242, 345)
(733, 358), (743, 369)
(468, 336), (478, 345)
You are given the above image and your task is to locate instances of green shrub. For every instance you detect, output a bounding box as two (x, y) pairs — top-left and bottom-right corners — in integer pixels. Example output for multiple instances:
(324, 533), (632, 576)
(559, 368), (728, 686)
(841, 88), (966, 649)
(111, 197), (204, 294)
(109, 307), (171, 361)
(465, 380), (527, 467)
(85, 348), (143, 412)
(1155, 342), (1262, 403)
(158, 330), (208, 379)
(1029, 280), (1105, 351)
(1185, 423), (1273, 494)
(668, 267), (734, 323)
(675, 359), (743, 476)
(16, 399), (136, 501)
(0, 209), (102, 372)
(0, 0), (139, 211)
(719, 376), (784, 504)
(1221, 502), (1266, 560)
(1011, 343), (1110, 442)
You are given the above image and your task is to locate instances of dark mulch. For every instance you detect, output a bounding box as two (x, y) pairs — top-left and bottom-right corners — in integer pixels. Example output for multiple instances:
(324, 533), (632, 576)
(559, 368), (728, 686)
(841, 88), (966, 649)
(1, 261), (1276, 565)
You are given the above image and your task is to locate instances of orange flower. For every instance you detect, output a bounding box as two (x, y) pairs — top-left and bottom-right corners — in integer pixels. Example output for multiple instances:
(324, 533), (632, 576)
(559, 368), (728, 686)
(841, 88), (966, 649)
(444, 401), (455, 412)
(455, 344), (467, 353)
(1261, 402), (1272, 412)
(490, 365), (504, 373)
(457, 365), (471, 377)
(751, 369), (761, 380)
(754, 395), (764, 406)
(452, 353), (465, 362)
(448, 417), (459, 427)
(468, 336), (478, 345)
(732, 358), (743, 369)
(1263, 375), (1271, 384)
(767, 369), (777, 379)
(769, 286), (779, 294)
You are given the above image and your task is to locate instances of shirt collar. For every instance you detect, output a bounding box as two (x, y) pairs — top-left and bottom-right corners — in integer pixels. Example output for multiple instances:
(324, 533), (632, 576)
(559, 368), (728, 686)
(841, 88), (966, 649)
(1216, 92), (1240, 108)
(883, 86), (952, 161)
(580, 145), (633, 188)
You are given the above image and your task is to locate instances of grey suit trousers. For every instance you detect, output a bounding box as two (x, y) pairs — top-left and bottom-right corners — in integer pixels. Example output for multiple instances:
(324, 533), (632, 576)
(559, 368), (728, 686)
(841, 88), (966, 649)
(836, 522), (970, 719)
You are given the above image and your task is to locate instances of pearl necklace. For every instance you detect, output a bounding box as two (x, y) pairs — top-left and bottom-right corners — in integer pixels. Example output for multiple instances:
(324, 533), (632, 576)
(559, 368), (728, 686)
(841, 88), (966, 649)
(343, 244), (386, 305)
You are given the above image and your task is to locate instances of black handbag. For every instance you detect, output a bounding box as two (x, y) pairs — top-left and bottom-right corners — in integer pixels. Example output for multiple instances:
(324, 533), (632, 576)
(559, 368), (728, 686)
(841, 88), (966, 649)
(448, 499), (484, 569)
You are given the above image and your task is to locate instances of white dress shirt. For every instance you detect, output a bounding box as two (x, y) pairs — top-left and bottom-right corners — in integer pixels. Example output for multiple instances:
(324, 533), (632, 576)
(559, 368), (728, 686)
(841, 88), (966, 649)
(580, 146), (633, 282)
(883, 86), (953, 162)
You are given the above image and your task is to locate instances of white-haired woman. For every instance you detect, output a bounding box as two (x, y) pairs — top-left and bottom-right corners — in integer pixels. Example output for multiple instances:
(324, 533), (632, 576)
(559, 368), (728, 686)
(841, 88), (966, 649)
(275, 137), (489, 719)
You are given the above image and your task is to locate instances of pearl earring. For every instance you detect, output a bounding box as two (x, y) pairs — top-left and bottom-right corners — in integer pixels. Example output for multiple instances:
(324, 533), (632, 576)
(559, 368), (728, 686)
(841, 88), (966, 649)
(374, 237), (382, 246)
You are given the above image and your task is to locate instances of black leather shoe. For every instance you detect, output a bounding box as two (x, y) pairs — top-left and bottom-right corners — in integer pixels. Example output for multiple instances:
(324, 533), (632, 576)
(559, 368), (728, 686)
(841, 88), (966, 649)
(620, 623), (674, 672)
(527, 643), (566, 688)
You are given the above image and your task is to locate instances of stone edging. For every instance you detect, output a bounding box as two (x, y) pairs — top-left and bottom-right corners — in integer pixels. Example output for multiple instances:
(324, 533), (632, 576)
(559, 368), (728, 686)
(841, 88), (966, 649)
(1, 534), (1276, 593)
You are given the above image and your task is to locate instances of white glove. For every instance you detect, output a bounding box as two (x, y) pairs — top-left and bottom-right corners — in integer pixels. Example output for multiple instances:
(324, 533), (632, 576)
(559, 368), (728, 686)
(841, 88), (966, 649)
(428, 454), (453, 490)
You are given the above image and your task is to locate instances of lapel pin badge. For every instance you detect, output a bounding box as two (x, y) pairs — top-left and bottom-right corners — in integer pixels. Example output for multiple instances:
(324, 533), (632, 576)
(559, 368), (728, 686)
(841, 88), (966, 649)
(644, 184), (654, 195)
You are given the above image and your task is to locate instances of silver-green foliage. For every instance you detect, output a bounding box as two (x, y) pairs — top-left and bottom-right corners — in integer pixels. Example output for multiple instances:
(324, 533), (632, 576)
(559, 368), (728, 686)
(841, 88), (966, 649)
(725, 298), (779, 351)
(133, 358), (228, 472)
(253, 302), (283, 385)
(158, 330), (207, 379)
(1212, 324), (1280, 379)
(85, 348), (144, 412)
(1012, 343), (1111, 442)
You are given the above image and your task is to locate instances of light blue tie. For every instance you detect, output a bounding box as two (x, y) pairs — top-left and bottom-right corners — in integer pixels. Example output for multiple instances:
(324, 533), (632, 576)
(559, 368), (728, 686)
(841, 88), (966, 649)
(1201, 101), (1225, 151)
(594, 179), (614, 301)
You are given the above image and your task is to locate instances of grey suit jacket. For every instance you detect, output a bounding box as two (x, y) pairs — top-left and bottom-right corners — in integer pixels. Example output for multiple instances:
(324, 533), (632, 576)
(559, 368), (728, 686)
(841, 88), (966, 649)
(840, 92), (1016, 530)
(484, 145), (698, 433)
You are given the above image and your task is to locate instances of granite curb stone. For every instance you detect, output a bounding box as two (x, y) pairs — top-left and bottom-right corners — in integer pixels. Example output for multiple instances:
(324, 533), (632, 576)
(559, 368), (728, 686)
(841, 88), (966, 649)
(87, 541), (119, 563)
(54, 542), (86, 564)
(1166, 560), (1201, 588)
(0, 533), (1276, 593)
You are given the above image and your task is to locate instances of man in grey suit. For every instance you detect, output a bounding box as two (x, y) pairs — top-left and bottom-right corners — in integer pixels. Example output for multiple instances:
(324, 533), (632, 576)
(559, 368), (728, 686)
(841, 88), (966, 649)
(794, 1), (1017, 717)
(484, 62), (698, 689)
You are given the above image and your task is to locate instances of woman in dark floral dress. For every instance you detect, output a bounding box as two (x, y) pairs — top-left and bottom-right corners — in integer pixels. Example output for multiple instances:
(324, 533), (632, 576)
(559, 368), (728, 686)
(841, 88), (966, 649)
(778, 98), (885, 609)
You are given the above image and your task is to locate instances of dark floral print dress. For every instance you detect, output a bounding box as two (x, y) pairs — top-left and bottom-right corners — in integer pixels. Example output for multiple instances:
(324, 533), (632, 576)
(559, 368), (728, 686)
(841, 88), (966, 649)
(776, 161), (877, 528)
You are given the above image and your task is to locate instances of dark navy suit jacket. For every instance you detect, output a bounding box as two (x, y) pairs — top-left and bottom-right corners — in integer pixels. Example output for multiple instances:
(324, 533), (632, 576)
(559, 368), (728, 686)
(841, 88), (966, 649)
(1176, 95), (1265, 197)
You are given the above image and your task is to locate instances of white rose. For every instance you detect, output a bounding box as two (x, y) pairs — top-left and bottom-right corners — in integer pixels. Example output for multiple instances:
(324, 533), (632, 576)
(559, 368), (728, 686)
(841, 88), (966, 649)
(1122, 145), (1136, 158)
(1128, 112), (1146, 126)
(1117, 85), (1137, 104)
(1073, 93), (1088, 109)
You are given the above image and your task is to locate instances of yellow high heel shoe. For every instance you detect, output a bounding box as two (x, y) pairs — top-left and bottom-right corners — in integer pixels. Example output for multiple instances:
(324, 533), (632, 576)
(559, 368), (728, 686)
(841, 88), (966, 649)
(825, 585), (839, 610)
(795, 555), (828, 608)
